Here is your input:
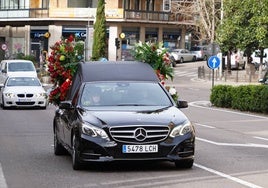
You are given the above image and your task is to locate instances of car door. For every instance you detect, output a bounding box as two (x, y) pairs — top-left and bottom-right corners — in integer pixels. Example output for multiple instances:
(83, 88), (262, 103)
(184, 49), (192, 61)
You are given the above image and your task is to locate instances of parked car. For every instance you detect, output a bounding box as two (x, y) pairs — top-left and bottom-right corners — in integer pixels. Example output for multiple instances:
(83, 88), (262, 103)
(0, 76), (47, 109)
(0, 59), (37, 84)
(222, 50), (246, 70)
(230, 50), (246, 70)
(190, 45), (211, 61)
(251, 48), (268, 70)
(169, 49), (196, 66)
(259, 70), (268, 85)
(53, 61), (195, 170)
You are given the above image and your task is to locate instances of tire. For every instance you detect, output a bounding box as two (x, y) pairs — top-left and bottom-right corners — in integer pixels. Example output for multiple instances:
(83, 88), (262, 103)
(54, 128), (67, 155)
(1, 96), (7, 109)
(72, 134), (83, 170)
(180, 57), (184, 63)
(192, 56), (196, 62)
(170, 56), (176, 67)
(175, 159), (194, 169)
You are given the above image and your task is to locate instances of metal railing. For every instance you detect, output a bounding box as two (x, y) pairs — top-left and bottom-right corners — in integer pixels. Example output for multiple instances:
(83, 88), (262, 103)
(124, 9), (173, 22)
(0, 8), (49, 19)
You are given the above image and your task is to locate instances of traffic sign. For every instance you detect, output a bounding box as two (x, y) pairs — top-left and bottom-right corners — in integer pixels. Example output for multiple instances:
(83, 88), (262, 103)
(1, 44), (7, 51)
(207, 56), (220, 69)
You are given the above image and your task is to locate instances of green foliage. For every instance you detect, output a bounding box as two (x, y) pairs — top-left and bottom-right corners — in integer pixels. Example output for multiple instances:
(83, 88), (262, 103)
(131, 41), (174, 81)
(15, 53), (37, 66)
(210, 85), (233, 108)
(216, 0), (268, 54)
(210, 84), (268, 114)
(91, 0), (107, 60)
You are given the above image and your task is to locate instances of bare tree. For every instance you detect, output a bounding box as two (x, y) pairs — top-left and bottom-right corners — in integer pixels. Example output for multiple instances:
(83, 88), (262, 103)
(171, 0), (222, 44)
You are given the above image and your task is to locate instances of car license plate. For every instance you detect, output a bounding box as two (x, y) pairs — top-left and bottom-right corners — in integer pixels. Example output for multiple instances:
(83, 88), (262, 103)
(18, 99), (31, 102)
(122, 145), (158, 153)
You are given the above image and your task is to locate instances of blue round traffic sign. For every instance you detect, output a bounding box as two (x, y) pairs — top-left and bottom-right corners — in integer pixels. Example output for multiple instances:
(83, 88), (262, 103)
(207, 56), (220, 69)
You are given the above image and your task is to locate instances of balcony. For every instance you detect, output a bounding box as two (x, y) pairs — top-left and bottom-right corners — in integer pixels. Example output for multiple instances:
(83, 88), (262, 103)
(124, 9), (172, 22)
(0, 8), (49, 19)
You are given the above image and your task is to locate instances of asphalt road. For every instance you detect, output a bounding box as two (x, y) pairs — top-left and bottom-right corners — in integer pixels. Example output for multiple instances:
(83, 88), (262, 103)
(0, 61), (268, 188)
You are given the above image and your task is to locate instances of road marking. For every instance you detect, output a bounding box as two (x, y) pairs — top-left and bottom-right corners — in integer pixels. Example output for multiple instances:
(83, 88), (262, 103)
(197, 137), (268, 149)
(189, 101), (268, 120)
(0, 163), (8, 188)
(254, 136), (268, 141)
(195, 123), (215, 129)
(194, 163), (263, 188)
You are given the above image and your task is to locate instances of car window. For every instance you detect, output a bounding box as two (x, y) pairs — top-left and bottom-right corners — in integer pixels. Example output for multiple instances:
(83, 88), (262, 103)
(8, 62), (35, 72)
(7, 77), (41, 86)
(80, 82), (172, 107)
(190, 46), (201, 51)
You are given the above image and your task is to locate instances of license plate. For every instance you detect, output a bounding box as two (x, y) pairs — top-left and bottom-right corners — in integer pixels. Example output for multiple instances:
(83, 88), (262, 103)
(18, 99), (31, 102)
(122, 145), (158, 153)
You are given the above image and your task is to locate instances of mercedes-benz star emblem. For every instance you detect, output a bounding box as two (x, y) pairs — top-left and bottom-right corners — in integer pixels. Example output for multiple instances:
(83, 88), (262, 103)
(134, 128), (147, 141)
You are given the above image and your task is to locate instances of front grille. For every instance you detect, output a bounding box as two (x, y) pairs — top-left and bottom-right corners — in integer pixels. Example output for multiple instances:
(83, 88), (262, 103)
(17, 94), (33, 98)
(16, 102), (35, 105)
(17, 94), (25, 97)
(26, 94), (33, 97)
(109, 125), (170, 144)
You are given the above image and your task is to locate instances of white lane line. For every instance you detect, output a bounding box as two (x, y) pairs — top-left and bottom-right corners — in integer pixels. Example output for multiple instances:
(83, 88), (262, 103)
(194, 163), (263, 188)
(189, 101), (268, 119)
(254, 136), (268, 141)
(0, 163), (8, 188)
(197, 137), (268, 149)
(195, 123), (215, 129)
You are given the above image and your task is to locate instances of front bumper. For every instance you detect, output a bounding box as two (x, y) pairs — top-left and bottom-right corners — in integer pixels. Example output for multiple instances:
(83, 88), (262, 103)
(3, 96), (47, 108)
(77, 133), (195, 163)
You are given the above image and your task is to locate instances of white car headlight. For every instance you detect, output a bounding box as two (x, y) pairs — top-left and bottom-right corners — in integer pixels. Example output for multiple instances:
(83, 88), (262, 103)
(35, 93), (47, 98)
(4, 93), (15, 98)
(82, 123), (108, 139)
(170, 120), (193, 138)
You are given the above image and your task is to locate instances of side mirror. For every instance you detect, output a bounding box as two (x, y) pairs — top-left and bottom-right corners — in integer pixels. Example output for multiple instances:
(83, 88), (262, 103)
(177, 100), (188, 108)
(59, 101), (73, 109)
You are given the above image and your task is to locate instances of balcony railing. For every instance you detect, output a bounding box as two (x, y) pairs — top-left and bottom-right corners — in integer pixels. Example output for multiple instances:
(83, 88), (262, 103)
(0, 8), (48, 19)
(124, 9), (172, 22)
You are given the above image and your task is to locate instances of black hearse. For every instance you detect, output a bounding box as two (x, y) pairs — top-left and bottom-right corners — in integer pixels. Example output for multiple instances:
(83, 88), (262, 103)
(53, 61), (195, 170)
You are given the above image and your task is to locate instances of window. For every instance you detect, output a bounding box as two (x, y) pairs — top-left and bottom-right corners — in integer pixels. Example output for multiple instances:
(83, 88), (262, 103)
(42, 0), (48, 8)
(0, 0), (29, 9)
(68, 0), (98, 8)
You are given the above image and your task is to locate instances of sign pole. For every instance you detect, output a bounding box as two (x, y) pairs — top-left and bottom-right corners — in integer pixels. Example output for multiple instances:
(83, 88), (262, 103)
(212, 69), (214, 88)
(207, 56), (220, 88)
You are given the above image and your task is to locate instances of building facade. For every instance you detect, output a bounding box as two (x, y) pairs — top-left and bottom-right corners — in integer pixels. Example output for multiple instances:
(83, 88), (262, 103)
(0, 0), (195, 63)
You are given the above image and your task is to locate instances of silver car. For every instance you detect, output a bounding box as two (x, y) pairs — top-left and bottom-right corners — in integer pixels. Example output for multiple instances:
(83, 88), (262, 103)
(170, 49), (196, 66)
(0, 76), (47, 109)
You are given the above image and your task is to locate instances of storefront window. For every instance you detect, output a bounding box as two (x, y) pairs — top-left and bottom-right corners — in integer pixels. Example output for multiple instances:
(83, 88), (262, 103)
(163, 28), (181, 50)
(121, 27), (140, 61)
(145, 28), (158, 43)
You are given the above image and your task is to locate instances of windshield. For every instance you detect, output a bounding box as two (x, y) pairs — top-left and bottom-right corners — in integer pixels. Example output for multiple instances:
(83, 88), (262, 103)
(7, 77), (41, 86)
(8, 62), (35, 72)
(80, 82), (172, 107)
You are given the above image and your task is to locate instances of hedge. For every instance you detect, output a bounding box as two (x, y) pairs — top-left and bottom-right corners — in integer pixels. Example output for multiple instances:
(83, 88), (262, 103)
(210, 85), (268, 114)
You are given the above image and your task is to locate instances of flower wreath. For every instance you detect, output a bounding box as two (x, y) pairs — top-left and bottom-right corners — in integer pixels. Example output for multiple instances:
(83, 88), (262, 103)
(132, 41), (179, 101)
(47, 35), (84, 106)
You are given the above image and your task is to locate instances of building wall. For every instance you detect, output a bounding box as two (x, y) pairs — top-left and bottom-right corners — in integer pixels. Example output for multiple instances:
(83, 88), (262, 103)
(0, 0), (190, 62)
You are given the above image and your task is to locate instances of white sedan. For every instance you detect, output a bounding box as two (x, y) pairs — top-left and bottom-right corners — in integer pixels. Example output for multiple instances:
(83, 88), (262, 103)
(0, 76), (47, 109)
(169, 49), (197, 66)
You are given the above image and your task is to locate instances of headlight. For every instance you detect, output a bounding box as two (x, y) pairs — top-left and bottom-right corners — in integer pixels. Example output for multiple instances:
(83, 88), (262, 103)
(4, 93), (15, 98)
(82, 123), (108, 139)
(35, 93), (47, 98)
(169, 120), (193, 138)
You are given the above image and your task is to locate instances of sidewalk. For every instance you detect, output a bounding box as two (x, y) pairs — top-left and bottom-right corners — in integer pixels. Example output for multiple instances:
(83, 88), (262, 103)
(198, 65), (264, 86)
